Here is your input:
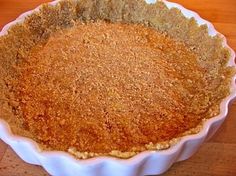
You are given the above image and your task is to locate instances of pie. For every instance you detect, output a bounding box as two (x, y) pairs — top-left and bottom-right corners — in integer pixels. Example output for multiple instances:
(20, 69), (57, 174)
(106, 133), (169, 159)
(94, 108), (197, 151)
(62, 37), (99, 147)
(0, 0), (234, 159)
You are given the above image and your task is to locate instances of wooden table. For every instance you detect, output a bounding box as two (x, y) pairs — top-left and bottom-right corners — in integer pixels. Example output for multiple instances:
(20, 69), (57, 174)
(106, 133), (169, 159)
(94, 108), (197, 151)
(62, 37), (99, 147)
(0, 0), (235, 175)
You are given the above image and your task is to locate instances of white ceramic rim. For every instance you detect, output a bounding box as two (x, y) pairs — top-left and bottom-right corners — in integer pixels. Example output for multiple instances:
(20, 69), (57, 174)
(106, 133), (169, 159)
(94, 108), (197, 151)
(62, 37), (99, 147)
(0, 0), (235, 169)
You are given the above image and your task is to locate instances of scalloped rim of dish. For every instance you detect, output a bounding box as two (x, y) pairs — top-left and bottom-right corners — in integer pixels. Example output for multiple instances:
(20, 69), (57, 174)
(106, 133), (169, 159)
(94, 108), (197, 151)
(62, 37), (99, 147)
(0, 0), (235, 174)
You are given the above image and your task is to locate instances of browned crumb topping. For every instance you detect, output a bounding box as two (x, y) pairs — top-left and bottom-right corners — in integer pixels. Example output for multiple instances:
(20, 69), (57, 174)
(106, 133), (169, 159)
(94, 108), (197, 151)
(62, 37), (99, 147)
(9, 21), (210, 153)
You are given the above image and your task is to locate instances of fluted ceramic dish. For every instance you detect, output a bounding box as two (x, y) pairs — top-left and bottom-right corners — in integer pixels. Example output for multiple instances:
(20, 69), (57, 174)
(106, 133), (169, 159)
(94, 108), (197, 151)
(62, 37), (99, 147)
(0, 0), (235, 176)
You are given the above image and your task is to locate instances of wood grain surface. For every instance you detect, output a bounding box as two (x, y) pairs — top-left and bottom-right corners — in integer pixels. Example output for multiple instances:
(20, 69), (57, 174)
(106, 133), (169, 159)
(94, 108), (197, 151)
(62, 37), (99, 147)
(0, 0), (236, 176)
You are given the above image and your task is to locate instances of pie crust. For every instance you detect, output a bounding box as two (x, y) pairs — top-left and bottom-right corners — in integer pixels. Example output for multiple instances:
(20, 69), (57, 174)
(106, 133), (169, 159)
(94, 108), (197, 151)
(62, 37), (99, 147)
(0, 0), (234, 159)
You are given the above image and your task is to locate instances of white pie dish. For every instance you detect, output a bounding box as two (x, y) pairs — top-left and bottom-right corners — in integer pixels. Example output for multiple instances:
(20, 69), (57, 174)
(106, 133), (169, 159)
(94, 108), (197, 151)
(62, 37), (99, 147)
(0, 0), (235, 176)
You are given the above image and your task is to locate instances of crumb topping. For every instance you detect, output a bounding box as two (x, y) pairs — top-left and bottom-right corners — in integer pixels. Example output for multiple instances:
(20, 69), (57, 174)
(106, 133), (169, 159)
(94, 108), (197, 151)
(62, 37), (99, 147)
(11, 21), (209, 153)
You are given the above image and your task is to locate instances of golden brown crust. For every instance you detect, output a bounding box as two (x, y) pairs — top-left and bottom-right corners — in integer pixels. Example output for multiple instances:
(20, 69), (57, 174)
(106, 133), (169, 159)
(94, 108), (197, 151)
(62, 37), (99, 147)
(0, 0), (234, 159)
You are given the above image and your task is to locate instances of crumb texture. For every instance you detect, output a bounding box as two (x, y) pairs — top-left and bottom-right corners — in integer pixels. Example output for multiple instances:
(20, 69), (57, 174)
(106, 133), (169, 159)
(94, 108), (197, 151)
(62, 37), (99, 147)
(0, 0), (234, 158)
(11, 21), (207, 153)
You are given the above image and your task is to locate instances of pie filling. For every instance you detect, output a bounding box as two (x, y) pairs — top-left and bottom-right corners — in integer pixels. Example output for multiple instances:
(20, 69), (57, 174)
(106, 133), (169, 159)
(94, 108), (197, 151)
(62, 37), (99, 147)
(0, 0), (234, 159)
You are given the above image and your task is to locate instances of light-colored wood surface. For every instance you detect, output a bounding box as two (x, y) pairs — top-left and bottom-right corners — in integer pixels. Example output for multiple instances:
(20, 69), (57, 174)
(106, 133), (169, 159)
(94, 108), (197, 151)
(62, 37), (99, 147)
(0, 0), (236, 176)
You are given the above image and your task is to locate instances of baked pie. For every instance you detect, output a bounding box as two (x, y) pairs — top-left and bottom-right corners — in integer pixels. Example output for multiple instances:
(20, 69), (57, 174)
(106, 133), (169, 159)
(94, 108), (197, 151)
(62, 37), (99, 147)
(0, 0), (234, 159)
